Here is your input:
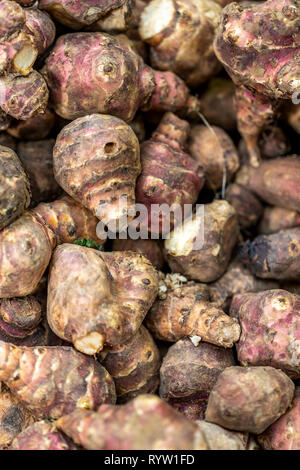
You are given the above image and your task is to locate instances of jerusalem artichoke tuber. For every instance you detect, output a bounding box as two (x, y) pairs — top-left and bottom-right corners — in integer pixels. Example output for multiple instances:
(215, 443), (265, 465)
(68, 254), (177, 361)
(112, 239), (164, 270)
(199, 77), (236, 132)
(225, 183), (263, 230)
(7, 108), (55, 141)
(259, 207), (300, 235)
(0, 296), (42, 339)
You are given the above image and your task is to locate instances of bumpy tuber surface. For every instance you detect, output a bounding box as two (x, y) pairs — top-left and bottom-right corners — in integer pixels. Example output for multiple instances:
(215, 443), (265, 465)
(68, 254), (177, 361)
(17, 139), (61, 205)
(146, 281), (240, 347)
(0, 341), (116, 419)
(230, 289), (300, 378)
(0, 296), (42, 339)
(43, 32), (200, 121)
(53, 114), (140, 229)
(100, 325), (160, 403)
(188, 124), (239, 191)
(139, 0), (222, 87)
(258, 387), (300, 450)
(87, 1), (134, 33)
(239, 227), (300, 281)
(225, 183), (263, 230)
(214, 0), (300, 166)
(136, 112), (204, 235)
(9, 420), (77, 450)
(112, 239), (164, 270)
(205, 366), (294, 434)
(259, 207), (300, 235)
(47, 244), (158, 355)
(7, 109), (56, 141)
(24, 7), (56, 56)
(164, 200), (239, 282)
(196, 421), (246, 451)
(57, 394), (209, 450)
(0, 385), (35, 449)
(199, 78), (236, 132)
(159, 338), (235, 420)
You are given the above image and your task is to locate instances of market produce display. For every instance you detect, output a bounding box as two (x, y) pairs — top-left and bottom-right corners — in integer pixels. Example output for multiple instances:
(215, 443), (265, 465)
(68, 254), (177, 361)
(0, 0), (299, 451)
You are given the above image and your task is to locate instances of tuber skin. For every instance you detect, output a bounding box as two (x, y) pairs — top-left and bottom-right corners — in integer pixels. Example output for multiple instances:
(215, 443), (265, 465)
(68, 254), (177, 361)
(164, 200), (239, 283)
(146, 281), (241, 348)
(43, 32), (200, 121)
(209, 259), (279, 310)
(100, 325), (161, 403)
(205, 366), (295, 434)
(87, 0), (134, 33)
(0, 296), (42, 339)
(57, 394), (209, 450)
(9, 420), (77, 450)
(236, 156), (300, 213)
(112, 239), (164, 270)
(214, 0), (300, 166)
(239, 227), (300, 281)
(7, 108), (56, 141)
(159, 338), (236, 420)
(0, 340), (116, 419)
(24, 7), (56, 56)
(258, 387), (300, 450)
(225, 183), (263, 230)
(53, 114), (140, 229)
(196, 421), (246, 451)
(188, 124), (239, 192)
(39, 0), (127, 30)
(17, 139), (61, 205)
(258, 125), (291, 159)
(47, 244), (158, 355)
(0, 71), (49, 120)
(259, 207), (300, 235)
(139, 0), (222, 88)
(0, 145), (31, 230)
(0, 195), (100, 298)
(0, 385), (35, 449)
(136, 112), (204, 235)
(230, 289), (300, 378)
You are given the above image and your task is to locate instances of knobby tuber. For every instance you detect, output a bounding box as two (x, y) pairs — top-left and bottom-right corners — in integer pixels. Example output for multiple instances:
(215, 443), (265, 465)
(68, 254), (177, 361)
(47, 244), (158, 354)
(53, 114), (140, 229)
(238, 126), (291, 163)
(7, 109), (56, 141)
(0, 145), (31, 230)
(196, 421), (246, 451)
(87, 1), (134, 33)
(214, 0), (300, 166)
(9, 420), (77, 450)
(259, 207), (300, 235)
(0, 341), (116, 419)
(136, 112), (204, 235)
(188, 124), (239, 192)
(205, 366), (294, 434)
(100, 325), (160, 402)
(43, 32), (200, 121)
(0, 195), (99, 298)
(112, 239), (164, 271)
(225, 183), (263, 230)
(164, 200), (239, 282)
(239, 228), (300, 281)
(199, 78), (236, 132)
(0, 296), (42, 339)
(57, 394), (209, 450)
(230, 289), (300, 378)
(159, 338), (235, 420)
(258, 387), (300, 450)
(146, 281), (240, 347)
(139, 0), (222, 87)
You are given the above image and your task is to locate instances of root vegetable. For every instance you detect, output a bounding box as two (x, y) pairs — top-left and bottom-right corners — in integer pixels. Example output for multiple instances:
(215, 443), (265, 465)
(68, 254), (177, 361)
(112, 239), (164, 270)
(43, 32), (200, 121)
(258, 125), (290, 159)
(24, 7), (56, 56)
(0, 341), (116, 419)
(0, 195), (100, 298)
(0, 145), (30, 230)
(146, 282), (240, 347)
(17, 139), (61, 205)
(239, 228), (300, 281)
(7, 109), (55, 141)
(164, 200), (239, 283)
(10, 420), (77, 450)
(258, 387), (300, 450)
(159, 338), (235, 420)
(230, 289), (300, 378)
(236, 156), (300, 213)
(0, 296), (42, 338)
(199, 78), (236, 132)
(188, 124), (239, 192)
(209, 259), (279, 310)
(139, 0), (222, 88)
(47, 244), (158, 354)
(205, 366), (294, 434)
(196, 421), (246, 451)
(0, 385), (35, 449)
(87, 0), (134, 33)
(0, 71), (49, 120)
(214, 0), (300, 166)
(225, 183), (263, 230)
(53, 114), (140, 228)
(57, 394), (209, 450)
(136, 112), (204, 235)
(259, 207), (300, 235)
(100, 325), (160, 402)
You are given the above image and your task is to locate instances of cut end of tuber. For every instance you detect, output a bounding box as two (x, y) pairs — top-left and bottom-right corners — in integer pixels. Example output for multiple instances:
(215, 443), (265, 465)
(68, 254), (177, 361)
(13, 43), (38, 76)
(74, 331), (105, 355)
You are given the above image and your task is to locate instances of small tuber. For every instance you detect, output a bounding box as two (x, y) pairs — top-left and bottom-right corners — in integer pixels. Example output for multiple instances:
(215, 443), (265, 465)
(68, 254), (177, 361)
(259, 206), (300, 235)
